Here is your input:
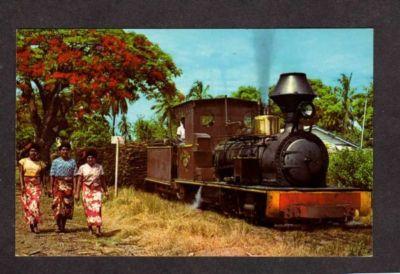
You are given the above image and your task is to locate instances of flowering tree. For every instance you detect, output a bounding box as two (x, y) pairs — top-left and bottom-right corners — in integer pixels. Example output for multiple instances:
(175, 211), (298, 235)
(16, 29), (181, 162)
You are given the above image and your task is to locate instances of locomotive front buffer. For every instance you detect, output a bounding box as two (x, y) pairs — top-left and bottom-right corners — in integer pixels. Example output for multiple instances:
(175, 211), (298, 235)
(265, 189), (371, 223)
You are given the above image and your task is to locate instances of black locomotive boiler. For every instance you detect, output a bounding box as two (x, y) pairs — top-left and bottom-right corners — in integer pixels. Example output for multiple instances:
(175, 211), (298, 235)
(145, 73), (371, 224)
(214, 73), (328, 188)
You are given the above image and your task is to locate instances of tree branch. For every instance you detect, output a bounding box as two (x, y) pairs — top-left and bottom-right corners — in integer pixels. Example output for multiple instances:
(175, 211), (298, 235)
(33, 79), (48, 112)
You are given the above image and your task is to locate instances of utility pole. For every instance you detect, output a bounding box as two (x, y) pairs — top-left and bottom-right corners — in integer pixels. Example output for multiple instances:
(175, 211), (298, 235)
(360, 95), (368, 149)
(114, 139), (119, 197)
(111, 136), (124, 197)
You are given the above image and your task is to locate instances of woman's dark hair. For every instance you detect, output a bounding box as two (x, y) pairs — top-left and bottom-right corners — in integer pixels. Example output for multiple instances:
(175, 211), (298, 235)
(58, 141), (71, 150)
(86, 149), (97, 159)
(29, 143), (41, 152)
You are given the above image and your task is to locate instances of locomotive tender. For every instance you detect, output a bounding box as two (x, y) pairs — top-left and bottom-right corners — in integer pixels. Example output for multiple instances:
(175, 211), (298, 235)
(145, 73), (371, 224)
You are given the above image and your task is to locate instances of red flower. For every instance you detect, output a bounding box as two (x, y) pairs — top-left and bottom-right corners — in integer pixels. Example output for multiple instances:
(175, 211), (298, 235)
(17, 49), (31, 64)
(17, 81), (29, 92)
(134, 36), (152, 47)
(58, 52), (71, 64)
(90, 98), (101, 110)
(49, 38), (60, 47)
(58, 50), (82, 64)
(123, 52), (144, 69)
(91, 82), (99, 89)
(44, 83), (55, 91)
(52, 72), (67, 79)
(124, 91), (134, 99)
(98, 75), (107, 83)
(108, 78), (118, 88)
(149, 69), (165, 81)
(163, 82), (176, 96)
(31, 62), (45, 77)
(69, 73), (80, 84)
(77, 109), (86, 119)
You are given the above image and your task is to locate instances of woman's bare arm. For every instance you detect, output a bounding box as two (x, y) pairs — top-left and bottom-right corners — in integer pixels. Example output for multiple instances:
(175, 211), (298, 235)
(101, 175), (108, 197)
(75, 175), (82, 201)
(18, 165), (25, 191)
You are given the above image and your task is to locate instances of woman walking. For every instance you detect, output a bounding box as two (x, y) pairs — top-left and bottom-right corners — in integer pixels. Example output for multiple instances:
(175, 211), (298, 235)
(75, 149), (108, 236)
(18, 143), (46, 233)
(50, 142), (77, 232)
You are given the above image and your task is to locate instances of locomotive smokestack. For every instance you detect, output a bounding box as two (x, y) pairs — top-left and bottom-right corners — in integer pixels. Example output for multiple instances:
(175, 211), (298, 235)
(270, 73), (316, 131)
(270, 73), (315, 112)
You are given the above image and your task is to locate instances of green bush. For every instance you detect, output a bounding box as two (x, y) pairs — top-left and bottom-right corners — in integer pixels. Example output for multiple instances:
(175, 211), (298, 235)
(327, 149), (373, 189)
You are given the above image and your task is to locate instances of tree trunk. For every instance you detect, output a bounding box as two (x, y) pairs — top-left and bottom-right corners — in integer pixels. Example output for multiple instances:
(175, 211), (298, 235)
(343, 102), (348, 132)
(40, 139), (54, 168)
(112, 114), (116, 136)
(37, 117), (59, 167)
(23, 80), (68, 166)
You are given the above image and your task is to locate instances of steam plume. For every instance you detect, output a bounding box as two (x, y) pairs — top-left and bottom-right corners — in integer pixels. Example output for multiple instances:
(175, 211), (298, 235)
(253, 30), (275, 104)
(191, 186), (202, 209)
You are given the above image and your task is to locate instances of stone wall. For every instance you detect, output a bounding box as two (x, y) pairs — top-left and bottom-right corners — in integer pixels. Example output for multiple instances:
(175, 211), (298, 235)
(75, 143), (147, 187)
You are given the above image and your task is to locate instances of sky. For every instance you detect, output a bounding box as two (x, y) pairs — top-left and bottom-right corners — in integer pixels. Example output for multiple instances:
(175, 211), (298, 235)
(120, 28), (373, 129)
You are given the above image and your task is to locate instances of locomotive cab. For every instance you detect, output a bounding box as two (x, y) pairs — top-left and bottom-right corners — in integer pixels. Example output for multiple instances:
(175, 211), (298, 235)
(172, 98), (260, 183)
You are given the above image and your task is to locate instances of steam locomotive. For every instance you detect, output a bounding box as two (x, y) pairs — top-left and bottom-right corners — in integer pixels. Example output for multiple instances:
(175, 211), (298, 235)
(145, 73), (371, 224)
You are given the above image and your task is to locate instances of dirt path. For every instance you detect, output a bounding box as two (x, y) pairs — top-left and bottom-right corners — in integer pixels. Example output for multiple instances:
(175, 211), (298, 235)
(15, 191), (140, 256)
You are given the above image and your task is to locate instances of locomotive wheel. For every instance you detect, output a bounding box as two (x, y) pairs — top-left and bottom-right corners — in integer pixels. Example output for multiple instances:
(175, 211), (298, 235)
(262, 219), (275, 228)
(220, 190), (239, 216)
(143, 181), (155, 192)
(175, 184), (187, 201)
(155, 185), (165, 198)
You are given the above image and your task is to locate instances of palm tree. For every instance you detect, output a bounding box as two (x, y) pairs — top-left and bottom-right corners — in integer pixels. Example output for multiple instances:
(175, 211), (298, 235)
(151, 92), (185, 138)
(101, 96), (129, 136)
(118, 113), (132, 141)
(186, 80), (212, 100)
(336, 73), (355, 133)
(133, 117), (154, 143)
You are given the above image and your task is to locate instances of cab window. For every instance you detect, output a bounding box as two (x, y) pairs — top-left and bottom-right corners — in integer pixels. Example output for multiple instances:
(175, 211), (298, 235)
(201, 114), (214, 127)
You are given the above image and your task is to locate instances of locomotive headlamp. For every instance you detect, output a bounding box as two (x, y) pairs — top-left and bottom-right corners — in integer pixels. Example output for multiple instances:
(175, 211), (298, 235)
(298, 101), (315, 119)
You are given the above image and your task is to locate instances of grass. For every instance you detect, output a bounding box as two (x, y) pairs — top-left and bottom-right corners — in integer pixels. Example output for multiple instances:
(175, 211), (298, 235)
(100, 187), (372, 256)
